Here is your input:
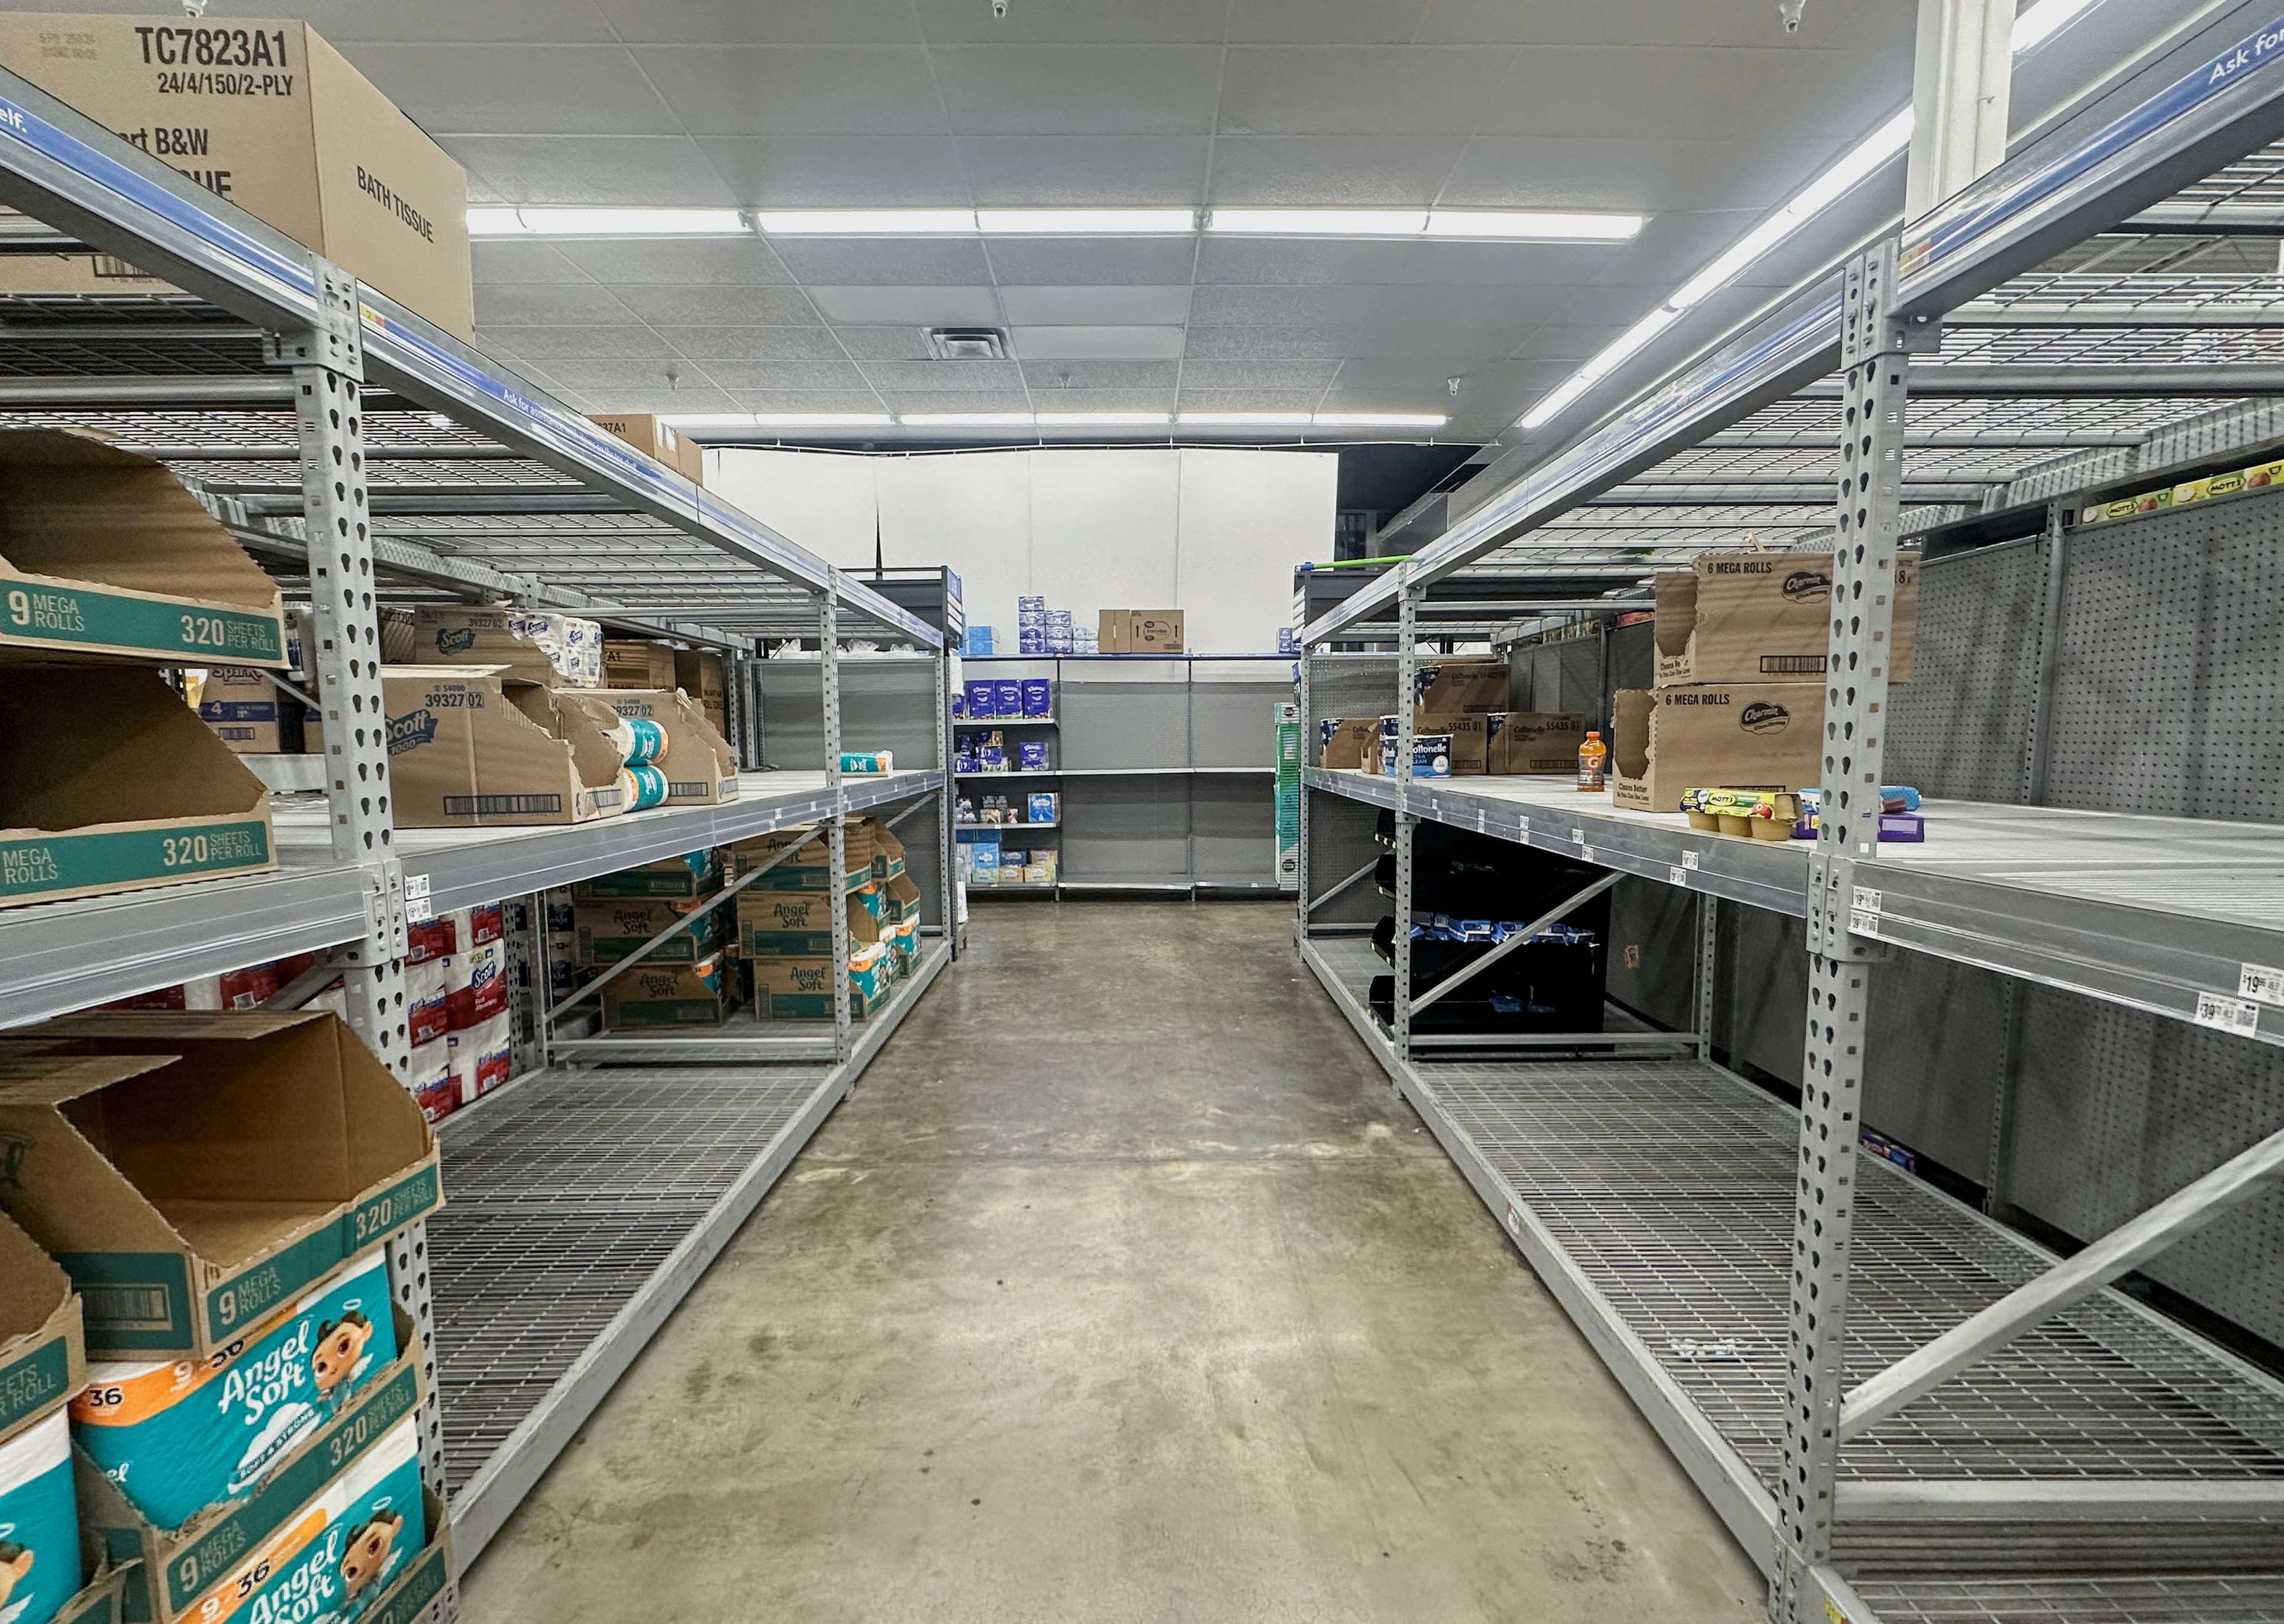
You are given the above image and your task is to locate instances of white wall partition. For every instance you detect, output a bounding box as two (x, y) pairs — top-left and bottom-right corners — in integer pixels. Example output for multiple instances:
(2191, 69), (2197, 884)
(708, 444), (1337, 651)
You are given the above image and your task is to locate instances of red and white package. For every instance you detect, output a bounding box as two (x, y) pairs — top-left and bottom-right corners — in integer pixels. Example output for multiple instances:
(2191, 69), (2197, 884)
(409, 1035), (456, 1122)
(407, 956), (452, 1045)
(449, 1012), (514, 1105)
(445, 939), (505, 1029)
(449, 902), (505, 950)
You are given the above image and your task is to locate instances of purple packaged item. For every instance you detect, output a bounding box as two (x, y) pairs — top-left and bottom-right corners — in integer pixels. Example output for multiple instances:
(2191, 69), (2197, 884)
(966, 678), (997, 718)
(1017, 739), (1050, 770)
(1021, 679), (1051, 716)
(993, 679), (1022, 715)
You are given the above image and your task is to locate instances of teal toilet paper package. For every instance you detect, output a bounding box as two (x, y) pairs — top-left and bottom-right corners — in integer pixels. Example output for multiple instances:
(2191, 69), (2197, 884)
(0, 1410), (75, 1624)
(196, 1416), (425, 1624)
(71, 1250), (398, 1532)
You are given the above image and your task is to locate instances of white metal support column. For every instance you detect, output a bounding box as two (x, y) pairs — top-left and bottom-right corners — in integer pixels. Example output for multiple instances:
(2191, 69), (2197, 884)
(1906, 0), (2016, 219)
(1694, 895), (1721, 1060)
(822, 589), (853, 1061)
(1295, 648), (1314, 941)
(1776, 241), (1925, 1624)
(1392, 580), (1421, 1067)
(934, 635), (956, 958)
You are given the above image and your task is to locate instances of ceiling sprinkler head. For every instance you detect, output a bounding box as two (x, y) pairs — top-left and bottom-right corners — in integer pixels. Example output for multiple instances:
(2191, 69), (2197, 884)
(1447, 376), (1461, 398)
(991, 0), (1008, 16)
(1777, 0), (1806, 33)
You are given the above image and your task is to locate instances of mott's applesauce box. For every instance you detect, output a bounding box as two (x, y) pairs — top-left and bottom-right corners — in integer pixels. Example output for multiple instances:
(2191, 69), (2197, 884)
(72, 1250), (397, 1533)
(179, 1416), (424, 1624)
(0, 1410), (75, 1624)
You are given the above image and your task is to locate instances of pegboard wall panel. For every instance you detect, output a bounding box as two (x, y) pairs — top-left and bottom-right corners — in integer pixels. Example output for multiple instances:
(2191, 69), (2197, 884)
(1303, 789), (1382, 925)
(1610, 619), (1653, 695)
(2047, 491), (2284, 822)
(1886, 541), (2046, 803)
(2006, 984), (2284, 1349)
(1308, 653), (1397, 727)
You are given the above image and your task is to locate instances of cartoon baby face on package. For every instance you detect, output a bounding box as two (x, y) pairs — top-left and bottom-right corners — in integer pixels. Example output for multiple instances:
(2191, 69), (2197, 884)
(312, 1312), (375, 1397)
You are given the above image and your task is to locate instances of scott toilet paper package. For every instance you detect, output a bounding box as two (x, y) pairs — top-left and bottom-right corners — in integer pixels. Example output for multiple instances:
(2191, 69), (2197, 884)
(447, 1013), (512, 1106)
(0, 1411), (74, 1624)
(70, 1251), (399, 1533)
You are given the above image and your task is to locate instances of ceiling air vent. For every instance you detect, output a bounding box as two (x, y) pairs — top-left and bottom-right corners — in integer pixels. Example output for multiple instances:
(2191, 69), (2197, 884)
(925, 326), (1008, 360)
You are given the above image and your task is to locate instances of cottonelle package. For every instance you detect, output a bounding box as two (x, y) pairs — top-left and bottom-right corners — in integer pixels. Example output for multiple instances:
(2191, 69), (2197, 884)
(69, 1249), (397, 1533)
(0, 15), (473, 338)
(383, 667), (626, 828)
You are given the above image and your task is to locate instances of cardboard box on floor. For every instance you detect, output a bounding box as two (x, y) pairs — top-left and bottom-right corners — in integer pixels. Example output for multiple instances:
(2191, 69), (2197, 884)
(1611, 682), (1822, 813)
(1097, 609), (1183, 653)
(0, 14), (473, 338)
(601, 955), (733, 1029)
(0, 1010), (440, 1358)
(401, 606), (602, 688)
(562, 687), (739, 807)
(601, 640), (681, 691)
(383, 666), (626, 828)
(3, 665), (276, 909)
(587, 415), (704, 483)
(0, 430), (288, 666)
(1654, 550), (1918, 686)
(1318, 717), (1377, 770)
(1489, 712), (1588, 775)
(0, 1210), (82, 1451)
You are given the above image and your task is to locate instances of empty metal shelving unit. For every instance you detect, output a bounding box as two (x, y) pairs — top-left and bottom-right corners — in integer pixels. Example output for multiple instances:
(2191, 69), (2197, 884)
(0, 62), (958, 1602)
(1300, 21), (2284, 1624)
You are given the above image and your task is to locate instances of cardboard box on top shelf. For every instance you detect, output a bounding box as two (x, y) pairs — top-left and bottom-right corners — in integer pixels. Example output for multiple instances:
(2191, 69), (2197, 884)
(1097, 609), (1184, 653)
(0, 430), (288, 666)
(0, 1009), (440, 1360)
(562, 687), (739, 807)
(1411, 658), (1511, 716)
(587, 415), (704, 483)
(601, 955), (733, 1029)
(1317, 717), (1377, 770)
(404, 606), (602, 688)
(0, 1210), (82, 1451)
(1488, 712), (1588, 775)
(601, 640), (681, 691)
(382, 666), (626, 828)
(3, 665), (276, 910)
(0, 14), (473, 338)
(1441, 712), (1490, 774)
(674, 648), (726, 710)
(1654, 550), (1918, 687)
(1609, 682), (1822, 813)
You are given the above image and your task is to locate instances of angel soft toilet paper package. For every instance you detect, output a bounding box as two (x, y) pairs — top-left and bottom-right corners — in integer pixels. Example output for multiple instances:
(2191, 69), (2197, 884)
(70, 1250), (399, 1533)
(0, 1410), (75, 1624)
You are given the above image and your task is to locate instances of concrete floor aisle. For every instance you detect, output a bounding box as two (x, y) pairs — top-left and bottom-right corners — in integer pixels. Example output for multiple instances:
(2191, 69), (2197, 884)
(462, 902), (1760, 1622)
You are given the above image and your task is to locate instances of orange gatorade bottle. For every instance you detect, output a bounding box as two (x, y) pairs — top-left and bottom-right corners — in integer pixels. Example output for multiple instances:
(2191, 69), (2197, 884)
(1577, 729), (1607, 792)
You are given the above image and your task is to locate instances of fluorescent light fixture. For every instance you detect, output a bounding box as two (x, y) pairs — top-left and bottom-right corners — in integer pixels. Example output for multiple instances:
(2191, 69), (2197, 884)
(1516, 0), (2106, 434)
(756, 208), (979, 234)
(898, 412), (1036, 427)
(1206, 208), (1427, 237)
(1312, 412), (1449, 428)
(1425, 209), (1644, 242)
(1034, 411), (1172, 427)
(664, 413), (893, 430)
(468, 206), (747, 237)
(977, 208), (1195, 234)
(1178, 412), (1314, 426)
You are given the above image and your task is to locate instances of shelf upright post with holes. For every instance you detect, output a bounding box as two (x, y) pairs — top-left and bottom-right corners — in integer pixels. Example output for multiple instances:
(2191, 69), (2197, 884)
(1392, 574), (1421, 1067)
(1295, 639), (1314, 942)
(822, 585), (853, 1061)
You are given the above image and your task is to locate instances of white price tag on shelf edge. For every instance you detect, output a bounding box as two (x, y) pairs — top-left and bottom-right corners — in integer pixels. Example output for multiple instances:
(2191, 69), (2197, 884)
(1850, 908), (1880, 935)
(404, 873), (435, 925)
(1570, 827), (1585, 844)
(1851, 886), (1882, 916)
(1682, 851), (1701, 870)
(2240, 964), (2284, 1006)
(2195, 990), (2262, 1036)
(1517, 816), (1530, 838)
(1670, 866), (1689, 886)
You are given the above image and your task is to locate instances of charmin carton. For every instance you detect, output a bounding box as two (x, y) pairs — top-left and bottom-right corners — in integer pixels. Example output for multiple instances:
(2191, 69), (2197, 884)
(1653, 550), (1918, 686)
(0, 1410), (75, 1624)
(70, 1250), (397, 1532)
(1611, 682), (1824, 812)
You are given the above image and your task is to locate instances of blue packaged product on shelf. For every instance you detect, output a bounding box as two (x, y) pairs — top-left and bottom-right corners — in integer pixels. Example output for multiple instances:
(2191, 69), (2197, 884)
(1018, 595), (1046, 612)
(953, 750), (977, 774)
(972, 844), (1001, 882)
(1021, 679), (1051, 716)
(963, 627), (995, 657)
(965, 679), (997, 718)
(1019, 633), (1046, 654)
(1380, 736), (1452, 777)
(978, 744), (1006, 771)
(1017, 740), (1050, 770)
(1027, 792), (1057, 823)
(72, 1250), (400, 1532)
(1017, 609), (1046, 629)
(1046, 634), (1073, 654)
(0, 1412), (75, 1624)
(1000, 850), (1028, 868)
(949, 692), (965, 718)
(993, 679), (1022, 716)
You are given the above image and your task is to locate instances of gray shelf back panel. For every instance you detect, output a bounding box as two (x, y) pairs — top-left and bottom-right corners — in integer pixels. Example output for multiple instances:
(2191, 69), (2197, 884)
(1060, 777), (1192, 886)
(1059, 675), (1189, 771)
(1189, 677), (1289, 770)
(761, 658), (943, 773)
(1192, 776), (1278, 888)
(1886, 540), (2046, 803)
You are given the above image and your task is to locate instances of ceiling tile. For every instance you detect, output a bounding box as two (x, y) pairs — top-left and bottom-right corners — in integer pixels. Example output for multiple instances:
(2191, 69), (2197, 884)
(472, 325), (682, 360)
(538, 358), (727, 395)
(1414, 0), (1901, 47)
(473, 284), (634, 326)
(441, 136), (735, 206)
(879, 386), (1034, 414)
(956, 136), (1209, 204)
(695, 359), (871, 389)
(1341, 318), (1534, 361)
(549, 382), (735, 413)
(1193, 238), (1422, 287)
(471, 241), (586, 285)
(770, 238), (995, 285)
(1024, 388), (1177, 412)
(655, 325), (851, 360)
(270, 0), (615, 43)
(631, 286), (824, 325)
(555, 239), (796, 286)
(695, 137), (970, 206)
(596, 0), (924, 44)
(930, 46), (1223, 135)
(1218, 47), (1515, 135)
(1179, 359), (1342, 390)
(998, 286), (1192, 325)
(863, 359), (1025, 392)
(1172, 389), (1325, 412)
(1730, 47), (1914, 143)
(1186, 285), (1383, 325)
(1208, 135), (1468, 206)
(1012, 327), (1187, 360)
(346, 45), (679, 136)
(915, 0), (1228, 44)
(1183, 325), (1356, 360)
(1474, 48), (1782, 141)
(834, 327), (941, 361)
(1227, 0), (1432, 44)
(725, 389), (895, 412)
(806, 286), (1002, 324)
(1021, 360), (1182, 390)
(986, 237), (1202, 285)
(635, 46), (947, 136)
